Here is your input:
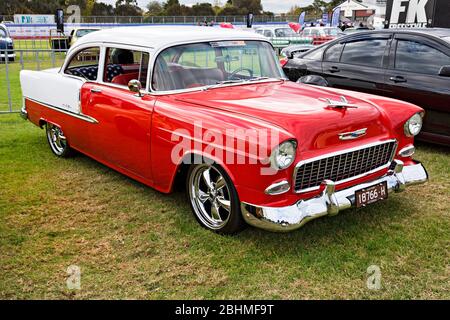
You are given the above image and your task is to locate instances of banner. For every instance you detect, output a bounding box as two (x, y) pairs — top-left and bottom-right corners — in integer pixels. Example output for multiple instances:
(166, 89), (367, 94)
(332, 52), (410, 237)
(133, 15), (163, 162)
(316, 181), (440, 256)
(322, 13), (329, 25)
(14, 14), (55, 24)
(331, 7), (341, 27)
(298, 12), (306, 25)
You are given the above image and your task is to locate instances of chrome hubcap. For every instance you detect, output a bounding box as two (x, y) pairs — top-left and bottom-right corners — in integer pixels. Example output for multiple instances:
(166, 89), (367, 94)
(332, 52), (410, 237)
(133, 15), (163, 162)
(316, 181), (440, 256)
(47, 124), (67, 155)
(189, 165), (232, 229)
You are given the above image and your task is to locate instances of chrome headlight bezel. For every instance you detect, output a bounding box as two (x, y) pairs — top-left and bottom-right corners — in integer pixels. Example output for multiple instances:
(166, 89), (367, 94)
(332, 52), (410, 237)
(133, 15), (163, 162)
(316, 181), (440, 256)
(404, 113), (423, 137)
(270, 140), (297, 170)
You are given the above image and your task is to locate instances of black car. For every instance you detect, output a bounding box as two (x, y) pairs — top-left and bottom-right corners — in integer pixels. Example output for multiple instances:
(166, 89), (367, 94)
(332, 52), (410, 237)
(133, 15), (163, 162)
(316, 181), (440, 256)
(0, 23), (15, 62)
(283, 28), (450, 146)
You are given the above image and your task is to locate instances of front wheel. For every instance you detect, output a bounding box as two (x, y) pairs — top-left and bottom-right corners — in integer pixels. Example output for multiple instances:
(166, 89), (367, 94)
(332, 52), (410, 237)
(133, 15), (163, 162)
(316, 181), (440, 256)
(46, 123), (74, 157)
(187, 163), (246, 234)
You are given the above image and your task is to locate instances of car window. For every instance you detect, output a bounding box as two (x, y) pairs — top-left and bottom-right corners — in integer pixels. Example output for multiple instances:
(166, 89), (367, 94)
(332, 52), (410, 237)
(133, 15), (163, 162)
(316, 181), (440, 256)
(302, 46), (325, 61)
(64, 47), (100, 80)
(341, 39), (387, 67)
(325, 28), (343, 36)
(324, 43), (344, 62)
(275, 28), (296, 37)
(263, 30), (273, 37)
(395, 40), (450, 75)
(75, 29), (98, 37)
(311, 29), (324, 36)
(103, 48), (149, 88)
(153, 41), (283, 91)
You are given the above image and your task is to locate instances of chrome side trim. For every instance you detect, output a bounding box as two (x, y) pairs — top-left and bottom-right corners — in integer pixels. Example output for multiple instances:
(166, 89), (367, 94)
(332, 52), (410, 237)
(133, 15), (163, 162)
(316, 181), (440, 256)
(25, 97), (98, 124)
(242, 161), (428, 232)
(292, 139), (398, 194)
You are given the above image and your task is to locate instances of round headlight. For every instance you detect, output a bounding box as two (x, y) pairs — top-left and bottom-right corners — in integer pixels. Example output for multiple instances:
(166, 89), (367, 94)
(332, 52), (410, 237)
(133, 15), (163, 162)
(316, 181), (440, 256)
(270, 140), (297, 170)
(404, 113), (423, 137)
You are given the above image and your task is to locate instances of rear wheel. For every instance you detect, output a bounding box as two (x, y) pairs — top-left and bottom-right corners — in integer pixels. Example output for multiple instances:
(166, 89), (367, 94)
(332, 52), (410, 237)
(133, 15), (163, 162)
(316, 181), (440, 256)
(187, 163), (246, 234)
(46, 123), (73, 157)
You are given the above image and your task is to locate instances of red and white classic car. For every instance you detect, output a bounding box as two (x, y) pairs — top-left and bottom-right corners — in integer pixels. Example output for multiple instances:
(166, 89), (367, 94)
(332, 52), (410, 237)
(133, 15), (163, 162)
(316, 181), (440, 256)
(20, 26), (428, 234)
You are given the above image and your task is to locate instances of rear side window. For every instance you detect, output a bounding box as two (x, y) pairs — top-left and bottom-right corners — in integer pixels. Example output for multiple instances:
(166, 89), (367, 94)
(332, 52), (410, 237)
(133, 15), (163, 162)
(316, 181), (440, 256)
(324, 43), (344, 62)
(395, 40), (450, 75)
(64, 47), (100, 80)
(341, 39), (388, 67)
(103, 48), (149, 88)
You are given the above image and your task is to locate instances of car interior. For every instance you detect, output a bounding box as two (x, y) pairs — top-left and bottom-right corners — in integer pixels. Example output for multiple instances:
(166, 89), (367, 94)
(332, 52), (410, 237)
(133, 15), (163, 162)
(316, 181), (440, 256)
(65, 48), (148, 87)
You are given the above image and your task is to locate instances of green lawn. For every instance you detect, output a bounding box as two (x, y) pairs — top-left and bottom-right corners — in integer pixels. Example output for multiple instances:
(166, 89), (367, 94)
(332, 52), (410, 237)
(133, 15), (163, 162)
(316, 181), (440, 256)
(0, 43), (449, 299)
(0, 114), (449, 299)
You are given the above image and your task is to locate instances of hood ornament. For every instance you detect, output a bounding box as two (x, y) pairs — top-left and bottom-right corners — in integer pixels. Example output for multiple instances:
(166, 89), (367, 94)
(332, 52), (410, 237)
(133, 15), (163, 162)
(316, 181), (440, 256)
(339, 128), (367, 140)
(321, 96), (358, 109)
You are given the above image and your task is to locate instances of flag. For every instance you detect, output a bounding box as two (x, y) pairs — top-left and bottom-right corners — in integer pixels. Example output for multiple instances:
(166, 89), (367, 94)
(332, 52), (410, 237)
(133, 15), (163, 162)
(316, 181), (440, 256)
(331, 7), (341, 27)
(298, 12), (306, 25)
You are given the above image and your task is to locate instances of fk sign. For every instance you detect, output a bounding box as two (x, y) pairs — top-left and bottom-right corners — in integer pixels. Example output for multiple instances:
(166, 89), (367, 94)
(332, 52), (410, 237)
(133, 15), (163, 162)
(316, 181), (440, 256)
(386, 0), (430, 28)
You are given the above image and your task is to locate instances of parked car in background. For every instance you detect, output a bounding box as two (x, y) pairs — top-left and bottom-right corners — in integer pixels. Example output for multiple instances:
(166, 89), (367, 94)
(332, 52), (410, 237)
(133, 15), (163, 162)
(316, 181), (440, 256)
(0, 23), (15, 62)
(283, 29), (450, 146)
(343, 27), (372, 34)
(68, 27), (101, 48)
(300, 27), (344, 45)
(255, 26), (312, 50)
(279, 44), (315, 67)
(281, 44), (315, 59)
(20, 27), (428, 234)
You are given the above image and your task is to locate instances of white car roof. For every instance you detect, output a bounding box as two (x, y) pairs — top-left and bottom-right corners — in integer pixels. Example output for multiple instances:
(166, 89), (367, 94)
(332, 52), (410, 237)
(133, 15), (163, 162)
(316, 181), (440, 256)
(73, 26), (267, 51)
(256, 26), (290, 31)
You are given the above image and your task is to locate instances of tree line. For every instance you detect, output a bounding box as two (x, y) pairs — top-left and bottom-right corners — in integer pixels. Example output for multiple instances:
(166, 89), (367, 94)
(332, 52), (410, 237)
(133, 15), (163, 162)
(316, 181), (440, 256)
(0, 0), (274, 17)
(287, 0), (358, 17)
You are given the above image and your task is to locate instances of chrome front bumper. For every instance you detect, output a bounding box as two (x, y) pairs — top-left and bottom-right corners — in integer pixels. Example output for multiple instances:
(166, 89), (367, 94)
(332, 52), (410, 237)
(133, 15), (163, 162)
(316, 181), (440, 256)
(241, 160), (428, 232)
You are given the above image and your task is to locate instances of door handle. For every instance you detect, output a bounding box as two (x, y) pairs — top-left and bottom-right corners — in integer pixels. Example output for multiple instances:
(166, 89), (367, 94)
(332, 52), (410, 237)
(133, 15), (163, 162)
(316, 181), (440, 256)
(329, 66), (340, 73)
(90, 87), (102, 93)
(389, 76), (407, 83)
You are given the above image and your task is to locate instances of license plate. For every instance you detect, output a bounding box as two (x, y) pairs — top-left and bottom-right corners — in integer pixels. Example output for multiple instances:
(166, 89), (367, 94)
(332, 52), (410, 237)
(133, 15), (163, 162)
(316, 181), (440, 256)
(355, 182), (388, 208)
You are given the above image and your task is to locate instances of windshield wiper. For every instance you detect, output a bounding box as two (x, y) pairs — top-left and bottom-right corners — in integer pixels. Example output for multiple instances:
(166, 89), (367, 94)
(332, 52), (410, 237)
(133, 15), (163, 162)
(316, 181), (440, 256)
(248, 76), (270, 82)
(216, 79), (246, 85)
(206, 77), (281, 90)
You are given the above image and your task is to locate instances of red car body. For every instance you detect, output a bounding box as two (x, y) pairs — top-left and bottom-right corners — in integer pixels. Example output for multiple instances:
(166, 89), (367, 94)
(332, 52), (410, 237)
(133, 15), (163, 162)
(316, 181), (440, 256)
(20, 27), (428, 232)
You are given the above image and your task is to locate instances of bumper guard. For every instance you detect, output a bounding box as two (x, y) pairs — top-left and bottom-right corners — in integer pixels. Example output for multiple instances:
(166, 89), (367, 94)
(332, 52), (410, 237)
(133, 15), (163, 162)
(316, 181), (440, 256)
(241, 160), (428, 232)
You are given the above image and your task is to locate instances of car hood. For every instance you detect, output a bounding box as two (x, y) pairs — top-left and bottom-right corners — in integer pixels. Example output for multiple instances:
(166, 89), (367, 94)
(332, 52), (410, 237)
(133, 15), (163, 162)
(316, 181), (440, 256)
(174, 81), (392, 154)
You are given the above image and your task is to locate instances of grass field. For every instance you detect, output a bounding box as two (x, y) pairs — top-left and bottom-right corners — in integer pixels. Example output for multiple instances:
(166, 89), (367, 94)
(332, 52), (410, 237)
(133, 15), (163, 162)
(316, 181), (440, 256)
(0, 41), (449, 299)
(1, 39), (66, 112)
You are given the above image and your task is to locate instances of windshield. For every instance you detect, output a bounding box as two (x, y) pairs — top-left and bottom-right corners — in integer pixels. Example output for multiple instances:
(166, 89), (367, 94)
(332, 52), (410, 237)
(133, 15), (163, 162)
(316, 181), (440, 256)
(275, 28), (297, 37)
(152, 40), (283, 91)
(75, 29), (98, 37)
(324, 28), (343, 36)
(0, 28), (7, 38)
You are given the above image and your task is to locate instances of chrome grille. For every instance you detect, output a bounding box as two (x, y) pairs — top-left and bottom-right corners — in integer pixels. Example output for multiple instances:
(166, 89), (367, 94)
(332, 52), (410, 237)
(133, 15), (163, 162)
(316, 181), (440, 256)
(294, 141), (397, 192)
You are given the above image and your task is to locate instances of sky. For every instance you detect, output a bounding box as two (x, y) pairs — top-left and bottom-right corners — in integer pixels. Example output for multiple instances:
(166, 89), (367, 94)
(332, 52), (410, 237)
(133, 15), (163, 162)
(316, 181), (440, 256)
(99, 0), (315, 14)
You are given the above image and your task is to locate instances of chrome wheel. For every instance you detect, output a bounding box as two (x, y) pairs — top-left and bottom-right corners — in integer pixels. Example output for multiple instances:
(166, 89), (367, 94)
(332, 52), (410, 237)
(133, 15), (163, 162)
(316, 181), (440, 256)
(188, 164), (232, 230)
(46, 123), (68, 156)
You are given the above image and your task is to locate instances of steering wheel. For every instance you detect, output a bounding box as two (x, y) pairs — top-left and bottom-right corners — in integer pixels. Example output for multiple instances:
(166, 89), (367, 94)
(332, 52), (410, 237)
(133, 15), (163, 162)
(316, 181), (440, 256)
(228, 67), (253, 80)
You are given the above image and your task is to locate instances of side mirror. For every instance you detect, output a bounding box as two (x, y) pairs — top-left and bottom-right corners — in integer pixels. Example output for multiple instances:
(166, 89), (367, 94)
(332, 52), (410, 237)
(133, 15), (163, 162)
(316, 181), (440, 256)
(297, 75), (329, 87)
(128, 79), (144, 97)
(438, 65), (450, 77)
